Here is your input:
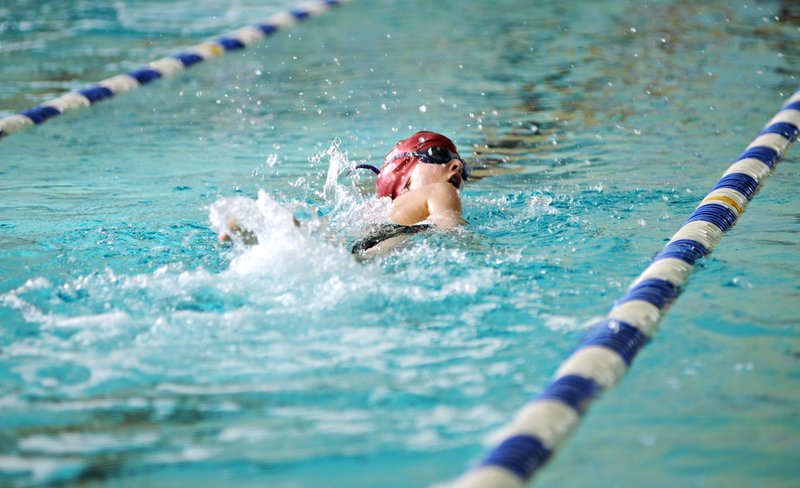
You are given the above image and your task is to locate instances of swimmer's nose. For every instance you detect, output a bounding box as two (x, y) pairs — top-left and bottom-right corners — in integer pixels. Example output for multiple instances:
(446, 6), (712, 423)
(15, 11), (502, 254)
(449, 158), (464, 173)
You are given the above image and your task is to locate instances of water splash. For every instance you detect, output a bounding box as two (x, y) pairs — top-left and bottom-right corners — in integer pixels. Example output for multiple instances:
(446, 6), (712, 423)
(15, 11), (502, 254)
(209, 190), (302, 246)
(320, 137), (349, 205)
(314, 138), (390, 230)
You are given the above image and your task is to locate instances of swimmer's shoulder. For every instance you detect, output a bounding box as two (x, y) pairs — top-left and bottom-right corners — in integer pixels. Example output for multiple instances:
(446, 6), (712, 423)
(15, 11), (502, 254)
(391, 182), (462, 227)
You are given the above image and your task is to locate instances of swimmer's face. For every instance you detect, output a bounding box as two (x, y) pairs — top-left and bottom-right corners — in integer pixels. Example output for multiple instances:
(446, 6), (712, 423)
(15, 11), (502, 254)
(408, 156), (465, 191)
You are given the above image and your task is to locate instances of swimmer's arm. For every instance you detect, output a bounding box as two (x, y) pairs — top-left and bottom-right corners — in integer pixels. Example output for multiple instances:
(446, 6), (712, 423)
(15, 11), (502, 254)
(217, 214), (301, 245)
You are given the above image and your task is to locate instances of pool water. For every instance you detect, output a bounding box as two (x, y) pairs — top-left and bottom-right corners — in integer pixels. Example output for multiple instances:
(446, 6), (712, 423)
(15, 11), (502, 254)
(2, 0), (799, 486)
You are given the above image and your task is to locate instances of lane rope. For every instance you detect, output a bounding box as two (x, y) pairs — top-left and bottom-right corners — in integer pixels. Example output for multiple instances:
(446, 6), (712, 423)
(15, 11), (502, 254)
(448, 88), (800, 488)
(0, 0), (348, 140)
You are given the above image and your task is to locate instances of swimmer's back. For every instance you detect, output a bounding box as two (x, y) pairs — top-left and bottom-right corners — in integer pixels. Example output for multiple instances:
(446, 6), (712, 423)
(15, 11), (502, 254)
(350, 223), (431, 254)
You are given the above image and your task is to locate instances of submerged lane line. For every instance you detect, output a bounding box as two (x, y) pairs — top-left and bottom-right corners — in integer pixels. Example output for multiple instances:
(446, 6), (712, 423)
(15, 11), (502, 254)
(448, 89), (800, 488)
(0, 0), (349, 140)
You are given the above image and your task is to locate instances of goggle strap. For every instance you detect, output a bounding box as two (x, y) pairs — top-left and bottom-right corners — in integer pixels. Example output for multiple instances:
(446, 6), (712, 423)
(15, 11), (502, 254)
(355, 164), (381, 175)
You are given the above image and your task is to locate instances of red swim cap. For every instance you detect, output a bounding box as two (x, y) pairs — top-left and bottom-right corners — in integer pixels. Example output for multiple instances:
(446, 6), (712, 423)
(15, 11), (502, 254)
(376, 131), (459, 199)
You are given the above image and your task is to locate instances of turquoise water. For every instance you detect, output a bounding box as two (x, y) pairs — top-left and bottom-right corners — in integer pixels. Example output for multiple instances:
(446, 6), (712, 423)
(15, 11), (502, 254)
(1, 0), (799, 486)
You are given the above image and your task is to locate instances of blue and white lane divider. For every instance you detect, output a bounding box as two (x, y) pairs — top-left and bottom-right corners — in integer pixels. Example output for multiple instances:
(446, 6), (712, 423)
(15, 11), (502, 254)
(0, 0), (347, 140)
(449, 89), (800, 488)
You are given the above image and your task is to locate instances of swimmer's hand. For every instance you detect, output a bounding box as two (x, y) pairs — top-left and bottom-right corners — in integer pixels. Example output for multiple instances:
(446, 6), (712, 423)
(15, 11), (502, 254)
(218, 218), (259, 245)
(217, 215), (302, 245)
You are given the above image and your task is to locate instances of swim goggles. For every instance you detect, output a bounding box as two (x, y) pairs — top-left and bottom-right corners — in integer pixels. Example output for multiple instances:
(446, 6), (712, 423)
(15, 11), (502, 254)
(355, 146), (470, 179)
(393, 146), (470, 179)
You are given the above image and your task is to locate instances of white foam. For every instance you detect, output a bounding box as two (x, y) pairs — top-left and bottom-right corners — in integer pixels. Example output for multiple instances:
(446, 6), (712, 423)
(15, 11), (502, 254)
(0, 455), (84, 484)
(19, 432), (158, 455)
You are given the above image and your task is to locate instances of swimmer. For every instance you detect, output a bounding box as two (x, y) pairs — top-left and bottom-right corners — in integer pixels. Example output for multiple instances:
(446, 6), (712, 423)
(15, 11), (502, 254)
(350, 131), (468, 253)
(218, 131), (469, 253)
